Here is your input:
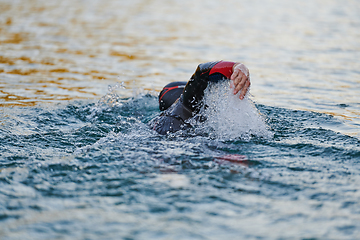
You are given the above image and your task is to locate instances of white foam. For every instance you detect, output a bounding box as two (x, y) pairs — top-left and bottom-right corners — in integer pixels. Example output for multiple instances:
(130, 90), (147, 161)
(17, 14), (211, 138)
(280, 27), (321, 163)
(195, 81), (273, 141)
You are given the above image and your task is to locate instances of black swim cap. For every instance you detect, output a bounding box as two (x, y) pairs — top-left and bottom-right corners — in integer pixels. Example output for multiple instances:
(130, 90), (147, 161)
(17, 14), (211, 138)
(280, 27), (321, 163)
(158, 81), (187, 111)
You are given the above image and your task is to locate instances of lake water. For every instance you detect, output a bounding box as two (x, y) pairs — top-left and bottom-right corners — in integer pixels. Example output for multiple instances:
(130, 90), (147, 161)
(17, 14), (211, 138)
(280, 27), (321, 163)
(1, 0), (360, 239)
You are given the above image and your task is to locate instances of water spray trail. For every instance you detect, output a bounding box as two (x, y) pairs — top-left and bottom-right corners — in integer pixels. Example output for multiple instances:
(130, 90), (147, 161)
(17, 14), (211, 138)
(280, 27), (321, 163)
(197, 81), (273, 140)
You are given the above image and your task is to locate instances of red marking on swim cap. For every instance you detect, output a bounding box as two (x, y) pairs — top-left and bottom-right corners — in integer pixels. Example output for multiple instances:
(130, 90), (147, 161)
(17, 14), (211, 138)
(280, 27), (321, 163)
(158, 85), (185, 104)
(209, 61), (235, 79)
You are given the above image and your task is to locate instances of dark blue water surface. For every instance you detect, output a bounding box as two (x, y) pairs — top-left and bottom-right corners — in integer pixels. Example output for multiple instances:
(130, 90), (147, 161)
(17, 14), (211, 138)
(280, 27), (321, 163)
(1, 91), (360, 239)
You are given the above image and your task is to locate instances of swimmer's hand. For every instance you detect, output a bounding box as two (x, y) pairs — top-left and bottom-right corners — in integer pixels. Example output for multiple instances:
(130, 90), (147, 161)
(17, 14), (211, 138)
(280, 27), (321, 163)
(230, 63), (250, 100)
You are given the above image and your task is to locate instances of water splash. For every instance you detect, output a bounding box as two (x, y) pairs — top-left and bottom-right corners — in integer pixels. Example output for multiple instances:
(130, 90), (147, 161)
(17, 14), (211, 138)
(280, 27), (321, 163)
(196, 81), (273, 141)
(100, 81), (127, 108)
(83, 81), (125, 121)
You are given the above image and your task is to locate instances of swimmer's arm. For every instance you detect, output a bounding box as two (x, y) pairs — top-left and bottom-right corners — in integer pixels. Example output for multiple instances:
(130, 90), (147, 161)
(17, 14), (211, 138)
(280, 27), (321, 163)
(182, 61), (250, 111)
(207, 61), (251, 100)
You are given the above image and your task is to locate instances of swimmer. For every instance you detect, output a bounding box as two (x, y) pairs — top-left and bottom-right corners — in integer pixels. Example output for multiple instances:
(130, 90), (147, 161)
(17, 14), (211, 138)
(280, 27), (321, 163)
(149, 61), (250, 135)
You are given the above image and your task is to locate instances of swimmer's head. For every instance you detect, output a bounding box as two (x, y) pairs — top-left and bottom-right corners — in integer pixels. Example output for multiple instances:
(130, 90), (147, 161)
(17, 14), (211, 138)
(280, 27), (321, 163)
(158, 81), (187, 111)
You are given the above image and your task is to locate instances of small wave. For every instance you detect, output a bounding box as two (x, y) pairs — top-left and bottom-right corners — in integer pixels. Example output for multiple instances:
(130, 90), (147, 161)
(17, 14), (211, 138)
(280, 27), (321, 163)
(85, 82), (127, 121)
(85, 81), (158, 122)
(195, 81), (273, 141)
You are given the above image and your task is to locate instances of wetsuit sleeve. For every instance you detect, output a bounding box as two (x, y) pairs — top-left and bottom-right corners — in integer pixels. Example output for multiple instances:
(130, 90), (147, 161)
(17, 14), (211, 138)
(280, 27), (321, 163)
(182, 61), (235, 112)
(209, 61), (235, 79)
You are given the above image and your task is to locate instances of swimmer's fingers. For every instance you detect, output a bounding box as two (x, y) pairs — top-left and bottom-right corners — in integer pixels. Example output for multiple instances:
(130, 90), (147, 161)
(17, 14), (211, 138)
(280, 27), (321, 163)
(230, 68), (240, 81)
(230, 68), (243, 90)
(239, 78), (251, 100)
(232, 63), (249, 79)
(233, 74), (249, 99)
(232, 73), (245, 93)
(230, 67), (243, 82)
(231, 63), (250, 100)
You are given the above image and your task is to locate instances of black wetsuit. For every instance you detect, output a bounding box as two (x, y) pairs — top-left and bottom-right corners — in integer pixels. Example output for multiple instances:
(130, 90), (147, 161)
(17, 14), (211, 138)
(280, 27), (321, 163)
(149, 61), (235, 135)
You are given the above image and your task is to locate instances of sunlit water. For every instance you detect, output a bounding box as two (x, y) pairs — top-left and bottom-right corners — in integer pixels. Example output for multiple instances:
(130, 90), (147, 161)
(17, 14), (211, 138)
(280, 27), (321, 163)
(1, 0), (360, 239)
